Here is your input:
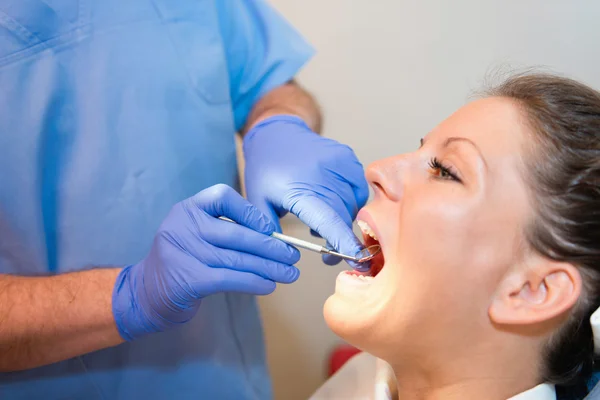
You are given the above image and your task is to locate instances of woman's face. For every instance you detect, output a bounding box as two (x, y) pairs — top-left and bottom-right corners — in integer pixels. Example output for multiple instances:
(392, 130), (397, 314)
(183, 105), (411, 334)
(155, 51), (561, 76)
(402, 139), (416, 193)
(324, 97), (535, 362)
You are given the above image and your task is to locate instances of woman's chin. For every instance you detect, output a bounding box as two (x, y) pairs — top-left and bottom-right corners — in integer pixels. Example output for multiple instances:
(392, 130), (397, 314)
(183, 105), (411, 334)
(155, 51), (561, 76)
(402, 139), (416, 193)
(323, 266), (397, 345)
(323, 293), (380, 349)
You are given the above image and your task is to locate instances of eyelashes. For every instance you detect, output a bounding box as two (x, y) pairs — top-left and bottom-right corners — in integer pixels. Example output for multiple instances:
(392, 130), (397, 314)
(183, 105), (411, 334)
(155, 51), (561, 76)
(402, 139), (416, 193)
(428, 157), (462, 182)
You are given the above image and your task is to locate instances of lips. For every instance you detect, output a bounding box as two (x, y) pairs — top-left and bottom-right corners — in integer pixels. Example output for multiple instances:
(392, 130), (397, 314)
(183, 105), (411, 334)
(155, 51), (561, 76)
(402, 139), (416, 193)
(357, 216), (385, 277)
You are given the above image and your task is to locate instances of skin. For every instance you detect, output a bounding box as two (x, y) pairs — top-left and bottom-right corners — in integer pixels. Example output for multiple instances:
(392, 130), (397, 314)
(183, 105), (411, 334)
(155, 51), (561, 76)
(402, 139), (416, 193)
(0, 82), (321, 372)
(324, 97), (582, 400)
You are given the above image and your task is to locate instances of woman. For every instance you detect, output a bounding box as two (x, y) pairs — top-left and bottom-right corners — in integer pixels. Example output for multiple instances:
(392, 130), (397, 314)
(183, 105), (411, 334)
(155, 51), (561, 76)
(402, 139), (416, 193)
(314, 72), (600, 400)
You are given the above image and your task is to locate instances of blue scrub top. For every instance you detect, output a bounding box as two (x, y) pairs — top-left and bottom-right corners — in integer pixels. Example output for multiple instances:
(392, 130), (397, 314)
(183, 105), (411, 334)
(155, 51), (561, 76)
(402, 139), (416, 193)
(0, 0), (313, 398)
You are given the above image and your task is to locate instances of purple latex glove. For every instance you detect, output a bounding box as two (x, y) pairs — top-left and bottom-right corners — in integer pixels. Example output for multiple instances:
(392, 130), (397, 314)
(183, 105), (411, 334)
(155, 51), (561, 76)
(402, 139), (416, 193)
(112, 184), (300, 341)
(243, 115), (369, 267)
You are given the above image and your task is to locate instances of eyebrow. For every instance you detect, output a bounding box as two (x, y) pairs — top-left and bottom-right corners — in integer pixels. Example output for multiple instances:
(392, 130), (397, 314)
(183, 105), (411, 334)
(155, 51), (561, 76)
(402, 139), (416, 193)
(421, 137), (488, 169)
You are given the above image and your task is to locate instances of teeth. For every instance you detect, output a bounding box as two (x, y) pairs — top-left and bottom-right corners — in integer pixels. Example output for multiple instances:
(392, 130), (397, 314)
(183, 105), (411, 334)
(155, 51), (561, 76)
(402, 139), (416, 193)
(348, 272), (374, 280)
(357, 220), (378, 241)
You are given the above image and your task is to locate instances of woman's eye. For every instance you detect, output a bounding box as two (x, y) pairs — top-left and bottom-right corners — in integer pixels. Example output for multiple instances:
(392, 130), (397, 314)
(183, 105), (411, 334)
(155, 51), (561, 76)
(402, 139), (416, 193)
(428, 157), (461, 182)
(438, 169), (451, 179)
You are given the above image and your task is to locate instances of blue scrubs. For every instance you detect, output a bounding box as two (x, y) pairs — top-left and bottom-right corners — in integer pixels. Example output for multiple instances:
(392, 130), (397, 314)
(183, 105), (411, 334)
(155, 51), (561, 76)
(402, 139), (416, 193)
(0, 0), (313, 398)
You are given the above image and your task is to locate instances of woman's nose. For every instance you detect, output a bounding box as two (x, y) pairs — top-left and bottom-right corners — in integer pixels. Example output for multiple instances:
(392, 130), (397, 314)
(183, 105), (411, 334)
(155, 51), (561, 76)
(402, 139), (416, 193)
(365, 156), (406, 202)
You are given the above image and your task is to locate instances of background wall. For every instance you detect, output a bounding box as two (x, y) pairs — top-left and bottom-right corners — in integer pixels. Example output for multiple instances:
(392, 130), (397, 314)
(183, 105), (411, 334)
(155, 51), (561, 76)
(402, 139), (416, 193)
(243, 1), (600, 399)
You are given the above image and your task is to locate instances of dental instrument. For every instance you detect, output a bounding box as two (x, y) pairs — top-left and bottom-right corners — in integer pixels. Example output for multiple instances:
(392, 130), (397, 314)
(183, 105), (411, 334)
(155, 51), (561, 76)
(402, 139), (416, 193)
(217, 216), (381, 263)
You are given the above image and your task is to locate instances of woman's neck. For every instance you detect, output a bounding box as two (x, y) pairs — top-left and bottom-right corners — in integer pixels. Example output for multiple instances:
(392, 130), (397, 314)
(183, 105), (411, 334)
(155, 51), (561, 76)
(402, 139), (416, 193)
(390, 344), (542, 400)
(392, 376), (540, 400)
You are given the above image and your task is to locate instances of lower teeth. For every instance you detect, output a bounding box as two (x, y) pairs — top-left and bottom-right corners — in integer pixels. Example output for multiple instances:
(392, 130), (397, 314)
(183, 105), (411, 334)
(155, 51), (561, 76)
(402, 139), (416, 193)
(350, 273), (373, 280)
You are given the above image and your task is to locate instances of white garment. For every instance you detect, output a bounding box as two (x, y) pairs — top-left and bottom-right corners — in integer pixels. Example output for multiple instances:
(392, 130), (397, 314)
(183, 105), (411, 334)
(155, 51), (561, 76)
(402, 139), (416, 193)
(590, 307), (600, 354)
(309, 352), (556, 400)
(510, 382), (555, 400)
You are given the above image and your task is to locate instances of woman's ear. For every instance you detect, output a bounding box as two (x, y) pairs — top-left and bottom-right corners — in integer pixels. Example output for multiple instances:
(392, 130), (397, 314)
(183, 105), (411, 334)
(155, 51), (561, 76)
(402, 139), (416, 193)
(489, 259), (582, 325)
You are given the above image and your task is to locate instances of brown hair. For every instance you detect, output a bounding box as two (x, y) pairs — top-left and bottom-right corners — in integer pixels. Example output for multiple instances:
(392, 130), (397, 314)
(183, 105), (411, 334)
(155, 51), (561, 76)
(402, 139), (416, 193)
(486, 72), (600, 395)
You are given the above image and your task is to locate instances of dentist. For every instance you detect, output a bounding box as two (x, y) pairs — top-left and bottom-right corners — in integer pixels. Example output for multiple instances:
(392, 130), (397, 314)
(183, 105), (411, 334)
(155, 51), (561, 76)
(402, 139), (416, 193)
(0, 0), (368, 398)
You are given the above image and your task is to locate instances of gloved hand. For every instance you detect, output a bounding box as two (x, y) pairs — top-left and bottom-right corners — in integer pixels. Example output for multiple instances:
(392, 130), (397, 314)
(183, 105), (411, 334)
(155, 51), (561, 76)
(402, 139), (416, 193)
(112, 184), (301, 341)
(243, 115), (369, 267)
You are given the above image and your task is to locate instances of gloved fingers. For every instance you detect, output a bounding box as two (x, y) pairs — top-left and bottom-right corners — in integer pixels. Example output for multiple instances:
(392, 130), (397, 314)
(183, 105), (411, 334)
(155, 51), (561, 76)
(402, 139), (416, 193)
(310, 230), (350, 266)
(289, 196), (364, 268)
(321, 180), (360, 223)
(166, 217), (300, 273)
(311, 233), (355, 267)
(325, 145), (369, 212)
(353, 177), (370, 211)
(322, 251), (342, 266)
(207, 248), (300, 284)
(187, 184), (276, 235)
(253, 199), (281, 233)
(249, 197), (283, 233)
(194, 268), (278, 296)
(344, 158), (370, 210)
(200, 213), (300, 265)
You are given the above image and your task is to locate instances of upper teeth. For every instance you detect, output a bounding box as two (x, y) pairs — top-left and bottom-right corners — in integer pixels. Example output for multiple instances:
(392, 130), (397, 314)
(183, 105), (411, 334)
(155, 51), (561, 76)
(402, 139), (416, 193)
(357, 220), (378, 240)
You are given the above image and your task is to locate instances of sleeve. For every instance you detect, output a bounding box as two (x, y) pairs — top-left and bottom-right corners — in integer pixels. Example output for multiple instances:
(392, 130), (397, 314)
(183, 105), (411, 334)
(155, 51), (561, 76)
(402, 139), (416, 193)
(215, 0), (316, 131)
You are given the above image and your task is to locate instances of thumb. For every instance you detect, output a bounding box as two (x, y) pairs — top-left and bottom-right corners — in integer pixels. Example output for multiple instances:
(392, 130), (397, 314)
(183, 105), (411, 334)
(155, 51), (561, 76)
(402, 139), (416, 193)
(191, 184), (277, 234)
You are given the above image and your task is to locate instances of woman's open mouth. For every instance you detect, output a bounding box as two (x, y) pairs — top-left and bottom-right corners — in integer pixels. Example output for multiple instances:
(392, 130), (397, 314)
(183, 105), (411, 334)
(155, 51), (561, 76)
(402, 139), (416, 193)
(333, 215), (386, 292)
(357, 220), (385, 277)
(335, 212), (386, 290)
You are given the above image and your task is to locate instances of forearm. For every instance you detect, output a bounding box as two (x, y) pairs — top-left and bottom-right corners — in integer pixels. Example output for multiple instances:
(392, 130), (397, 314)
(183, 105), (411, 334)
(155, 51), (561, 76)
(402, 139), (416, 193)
(0, 268), (123, 372)
(242, 81), (323, 135)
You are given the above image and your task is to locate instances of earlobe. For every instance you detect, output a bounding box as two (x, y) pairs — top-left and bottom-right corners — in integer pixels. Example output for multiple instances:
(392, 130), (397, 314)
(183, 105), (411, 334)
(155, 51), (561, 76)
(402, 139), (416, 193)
(489, 262), (582, 326)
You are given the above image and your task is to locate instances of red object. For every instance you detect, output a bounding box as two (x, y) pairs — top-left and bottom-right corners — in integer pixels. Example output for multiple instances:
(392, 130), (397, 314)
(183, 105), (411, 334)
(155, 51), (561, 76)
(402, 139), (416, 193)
(328, 344), (362, 377)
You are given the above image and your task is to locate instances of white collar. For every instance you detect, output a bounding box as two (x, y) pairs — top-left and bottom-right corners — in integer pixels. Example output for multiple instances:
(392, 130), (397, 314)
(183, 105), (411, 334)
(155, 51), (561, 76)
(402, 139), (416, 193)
(508, 383), (556, 400)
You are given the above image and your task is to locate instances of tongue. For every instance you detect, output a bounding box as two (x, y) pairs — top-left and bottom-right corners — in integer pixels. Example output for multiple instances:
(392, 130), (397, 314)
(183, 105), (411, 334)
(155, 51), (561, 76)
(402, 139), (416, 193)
(369, 252), (385, 276)
(362, 235), (384, 277)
